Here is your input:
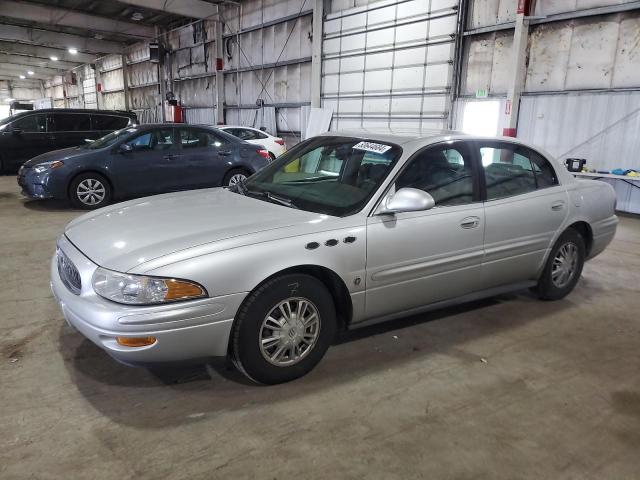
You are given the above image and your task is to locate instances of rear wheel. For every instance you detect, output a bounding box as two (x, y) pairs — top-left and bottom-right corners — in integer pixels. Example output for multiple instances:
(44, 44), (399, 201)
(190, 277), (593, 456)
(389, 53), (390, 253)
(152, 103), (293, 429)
(535, 228), (585, 300)
(223, 168), (250, 187)
(231, 274), (336, 384)
(268, 152), (276, 162)
(69, 173), (112, 209)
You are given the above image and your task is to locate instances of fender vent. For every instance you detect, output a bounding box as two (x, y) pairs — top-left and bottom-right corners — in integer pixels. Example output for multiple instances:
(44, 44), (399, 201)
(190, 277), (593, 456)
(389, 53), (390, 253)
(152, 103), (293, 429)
(305, 242), (320, 250)
(325, 239), (338, 246)
(344, 236), (357, 244)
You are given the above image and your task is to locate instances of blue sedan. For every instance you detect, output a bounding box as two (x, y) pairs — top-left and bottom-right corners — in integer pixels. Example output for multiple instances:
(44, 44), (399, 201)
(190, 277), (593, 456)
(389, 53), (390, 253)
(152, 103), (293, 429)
(17, 123), (271, 209)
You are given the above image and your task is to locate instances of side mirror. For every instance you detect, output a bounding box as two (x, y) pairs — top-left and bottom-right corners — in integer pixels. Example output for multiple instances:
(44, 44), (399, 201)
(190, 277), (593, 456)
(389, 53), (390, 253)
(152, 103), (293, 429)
(259, 126), (267, 132)
(119, 143), (133, 153)
(376, 188), (435, 215)
(84, 138), (94, 144)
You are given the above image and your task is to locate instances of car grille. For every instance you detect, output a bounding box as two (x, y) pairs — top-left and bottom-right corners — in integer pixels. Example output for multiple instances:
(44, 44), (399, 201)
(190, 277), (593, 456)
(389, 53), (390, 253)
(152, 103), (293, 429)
(57, 248), (81, 295)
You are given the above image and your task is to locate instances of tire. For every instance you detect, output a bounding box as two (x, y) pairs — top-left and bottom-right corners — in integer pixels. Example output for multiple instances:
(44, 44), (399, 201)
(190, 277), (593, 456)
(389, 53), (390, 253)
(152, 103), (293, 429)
(231, 273), (337, 384)
(69, 172), (112, 210)
(535, 228), (586, 300)
(223, 168), (250, 187)
(268, 152), (276, 162)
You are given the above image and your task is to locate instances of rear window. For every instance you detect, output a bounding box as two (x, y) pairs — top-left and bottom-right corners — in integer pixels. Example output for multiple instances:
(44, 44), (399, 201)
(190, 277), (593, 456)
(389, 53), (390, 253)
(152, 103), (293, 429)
(92, 115), (130, 131)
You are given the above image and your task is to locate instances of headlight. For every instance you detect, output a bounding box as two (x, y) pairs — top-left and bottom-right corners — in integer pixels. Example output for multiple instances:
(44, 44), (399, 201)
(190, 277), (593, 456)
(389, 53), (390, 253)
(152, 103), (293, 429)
(92, 267), (207, 305)
(34, 160), (64, 173)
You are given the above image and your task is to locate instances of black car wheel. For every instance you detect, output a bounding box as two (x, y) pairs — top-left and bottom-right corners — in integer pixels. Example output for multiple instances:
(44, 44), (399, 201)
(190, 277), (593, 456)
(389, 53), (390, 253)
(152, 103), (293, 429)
(231, 273), (337, 384)
(69, 173), (112, 209)
(223, 169), (250, 187)
(534, 228), (586, 300)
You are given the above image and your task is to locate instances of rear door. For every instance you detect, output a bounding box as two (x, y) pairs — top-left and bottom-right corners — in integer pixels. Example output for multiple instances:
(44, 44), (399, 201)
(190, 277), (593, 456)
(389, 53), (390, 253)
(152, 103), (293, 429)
(110, 127), (178, 195)
(50, 113), (92, 149)
(365, 141), (485, 320)
(175, 127), (235, 188)
(2, 113), (51, 168)
(477, 141), (568, 287)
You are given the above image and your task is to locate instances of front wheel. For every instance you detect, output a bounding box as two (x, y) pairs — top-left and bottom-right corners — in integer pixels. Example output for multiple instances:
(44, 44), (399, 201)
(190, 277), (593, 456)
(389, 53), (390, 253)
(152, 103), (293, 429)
(69, 173), (112, 209)
(231, 274), (337, 384)
(535, 228), (585, 300)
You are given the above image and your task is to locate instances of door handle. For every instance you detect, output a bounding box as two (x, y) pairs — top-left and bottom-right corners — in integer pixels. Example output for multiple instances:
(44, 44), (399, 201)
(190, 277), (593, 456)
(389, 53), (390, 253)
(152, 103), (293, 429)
(218, 150), (231, 157)
(460, 216), (480, 229)
(551, 200), (565, 211)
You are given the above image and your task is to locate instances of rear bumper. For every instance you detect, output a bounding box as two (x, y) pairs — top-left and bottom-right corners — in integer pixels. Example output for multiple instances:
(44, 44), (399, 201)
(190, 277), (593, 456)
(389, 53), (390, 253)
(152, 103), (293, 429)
(51, 235), (246, 365)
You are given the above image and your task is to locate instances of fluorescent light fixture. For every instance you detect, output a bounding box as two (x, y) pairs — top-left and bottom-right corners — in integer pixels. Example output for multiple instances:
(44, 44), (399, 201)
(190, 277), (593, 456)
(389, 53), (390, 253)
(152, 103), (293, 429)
(19, 75), (25, 79)
(50, 56), (59, 61)
(68, 47), (78, 54)
(27, 70), (34, 75)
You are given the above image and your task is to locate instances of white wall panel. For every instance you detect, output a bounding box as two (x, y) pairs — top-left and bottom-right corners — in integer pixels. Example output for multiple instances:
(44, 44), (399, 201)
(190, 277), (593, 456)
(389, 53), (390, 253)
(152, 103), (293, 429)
(518, 92), (640, 171)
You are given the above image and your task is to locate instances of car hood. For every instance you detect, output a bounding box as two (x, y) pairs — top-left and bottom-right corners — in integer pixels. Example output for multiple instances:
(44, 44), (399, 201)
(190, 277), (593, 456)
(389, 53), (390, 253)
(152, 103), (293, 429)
(24, 146), (89, 166)
(64, 188), (328, 272)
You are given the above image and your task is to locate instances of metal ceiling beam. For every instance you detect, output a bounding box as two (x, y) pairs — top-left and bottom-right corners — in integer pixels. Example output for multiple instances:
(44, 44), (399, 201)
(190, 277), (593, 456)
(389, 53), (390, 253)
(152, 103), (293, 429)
(0, 70), (51, 80)
(0, 76), (43, 85)
(0, 41), (93, 63)
(0, 24), (124, 54)
(0, 62), (62, 77)
(0, 53), (77, 70)
(0, 0), (155, 39)
(116, 0), (219, 20)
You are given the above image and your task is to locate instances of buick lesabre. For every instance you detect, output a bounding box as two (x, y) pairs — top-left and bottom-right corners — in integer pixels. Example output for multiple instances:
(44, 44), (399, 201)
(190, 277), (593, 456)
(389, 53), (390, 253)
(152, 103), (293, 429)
(51, 131), (618, 384)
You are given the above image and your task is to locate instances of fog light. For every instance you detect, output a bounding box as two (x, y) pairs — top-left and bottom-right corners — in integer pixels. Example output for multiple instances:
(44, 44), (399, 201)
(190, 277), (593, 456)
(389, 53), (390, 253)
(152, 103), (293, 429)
(116, 336), (156, 347)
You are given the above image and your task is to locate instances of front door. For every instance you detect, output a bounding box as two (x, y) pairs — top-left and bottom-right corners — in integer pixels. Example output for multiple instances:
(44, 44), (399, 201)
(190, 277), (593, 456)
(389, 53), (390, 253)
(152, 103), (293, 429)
(477, 141), (569, 287)
(3, 113), (51, 169)
(364, 141), (485, 320)
(110, 127), (178, 196)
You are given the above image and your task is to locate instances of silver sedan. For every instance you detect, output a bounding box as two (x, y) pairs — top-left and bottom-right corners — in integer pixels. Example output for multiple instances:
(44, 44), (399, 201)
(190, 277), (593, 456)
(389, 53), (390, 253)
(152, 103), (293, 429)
(51, 131), (618, 384)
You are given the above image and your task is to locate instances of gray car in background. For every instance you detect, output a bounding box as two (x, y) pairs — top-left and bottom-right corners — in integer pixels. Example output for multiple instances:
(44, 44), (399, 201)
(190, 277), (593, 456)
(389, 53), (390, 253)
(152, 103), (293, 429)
(18, 123), (271, 209)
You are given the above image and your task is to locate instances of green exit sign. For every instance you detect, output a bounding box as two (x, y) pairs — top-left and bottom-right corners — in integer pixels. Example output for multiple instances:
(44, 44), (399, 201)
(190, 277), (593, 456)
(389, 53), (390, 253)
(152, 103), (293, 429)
(475, 88), (488, 99)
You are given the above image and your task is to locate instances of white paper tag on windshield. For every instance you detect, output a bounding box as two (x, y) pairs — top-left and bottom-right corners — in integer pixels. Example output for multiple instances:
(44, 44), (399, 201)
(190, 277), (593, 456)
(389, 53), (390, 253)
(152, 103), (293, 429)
(352, 141), (392, 154)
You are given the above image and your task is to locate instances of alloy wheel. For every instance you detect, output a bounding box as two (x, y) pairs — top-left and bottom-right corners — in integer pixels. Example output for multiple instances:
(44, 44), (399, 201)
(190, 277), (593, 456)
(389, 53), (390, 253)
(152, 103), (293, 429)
(258, 297), (321, 366)
(228, 173), (247, 186)
(551, 242), (578, 288)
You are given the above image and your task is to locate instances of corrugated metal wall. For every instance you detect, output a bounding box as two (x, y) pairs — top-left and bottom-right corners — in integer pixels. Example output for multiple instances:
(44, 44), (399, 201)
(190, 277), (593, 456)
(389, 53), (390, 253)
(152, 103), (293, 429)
(518, 91), (640, 171)
(321, 0), (460, 131)
(221, 0), (312, 137)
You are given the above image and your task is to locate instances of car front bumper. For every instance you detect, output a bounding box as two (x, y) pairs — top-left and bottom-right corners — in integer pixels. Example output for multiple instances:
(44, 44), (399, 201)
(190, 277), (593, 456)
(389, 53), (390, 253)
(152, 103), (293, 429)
(18, 167), (56, 199)
(51, 235), (246, 365)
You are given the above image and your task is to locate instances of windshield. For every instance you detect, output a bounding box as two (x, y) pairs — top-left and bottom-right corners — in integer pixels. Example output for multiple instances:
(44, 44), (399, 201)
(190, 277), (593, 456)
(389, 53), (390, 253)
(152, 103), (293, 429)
(83, 127), (138, 150)
(242, 136), (402, 216)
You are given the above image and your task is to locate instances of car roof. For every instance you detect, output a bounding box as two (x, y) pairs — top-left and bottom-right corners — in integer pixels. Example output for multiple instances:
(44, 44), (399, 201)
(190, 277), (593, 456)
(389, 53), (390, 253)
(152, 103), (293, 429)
(218, 125), (266, 132)
(23, 108), (134, 115)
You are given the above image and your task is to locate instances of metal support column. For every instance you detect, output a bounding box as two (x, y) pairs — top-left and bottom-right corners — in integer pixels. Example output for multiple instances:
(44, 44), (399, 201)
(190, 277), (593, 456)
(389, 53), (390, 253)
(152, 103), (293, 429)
(310, 0), (324, 108)
(121, 54), (130, 111)
(215, 18), (225, 124)
(503, 0), (533, 136)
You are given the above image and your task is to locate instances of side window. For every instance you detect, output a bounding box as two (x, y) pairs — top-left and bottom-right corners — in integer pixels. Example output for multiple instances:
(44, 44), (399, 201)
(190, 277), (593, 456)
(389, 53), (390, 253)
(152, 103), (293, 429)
(237, 129), (257, 140)
(530, 151), (558, 188)
(92, 115), (129, 131)
(480, 145), (537, 199)
(254, 130), (269, 139)
(126, 129), (174, 151)
(396, 145), (475, 206)
(51, 113), (91, 132)
(13, 114), (47, 132)
(180, 129), (228, 148)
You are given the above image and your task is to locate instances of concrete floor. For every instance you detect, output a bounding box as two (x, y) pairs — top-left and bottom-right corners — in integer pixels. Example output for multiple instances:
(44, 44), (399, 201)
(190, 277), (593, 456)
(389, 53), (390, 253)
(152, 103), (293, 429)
(1, 175), (639, 480)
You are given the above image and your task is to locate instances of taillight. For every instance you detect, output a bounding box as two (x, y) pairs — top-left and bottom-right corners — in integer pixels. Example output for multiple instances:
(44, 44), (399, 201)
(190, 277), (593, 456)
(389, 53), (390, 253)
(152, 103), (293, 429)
(275, 138), (285, 146)
(257, 149), (270, 159)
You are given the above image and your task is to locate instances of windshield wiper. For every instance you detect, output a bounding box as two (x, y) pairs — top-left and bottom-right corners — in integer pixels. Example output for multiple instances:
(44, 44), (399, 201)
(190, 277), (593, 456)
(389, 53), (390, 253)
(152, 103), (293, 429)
(264, 191), (299, 209)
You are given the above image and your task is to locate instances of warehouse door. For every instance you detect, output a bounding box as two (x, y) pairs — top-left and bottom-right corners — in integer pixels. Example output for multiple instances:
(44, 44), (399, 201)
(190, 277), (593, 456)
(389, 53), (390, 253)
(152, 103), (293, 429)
(321, 0), (460, 131)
